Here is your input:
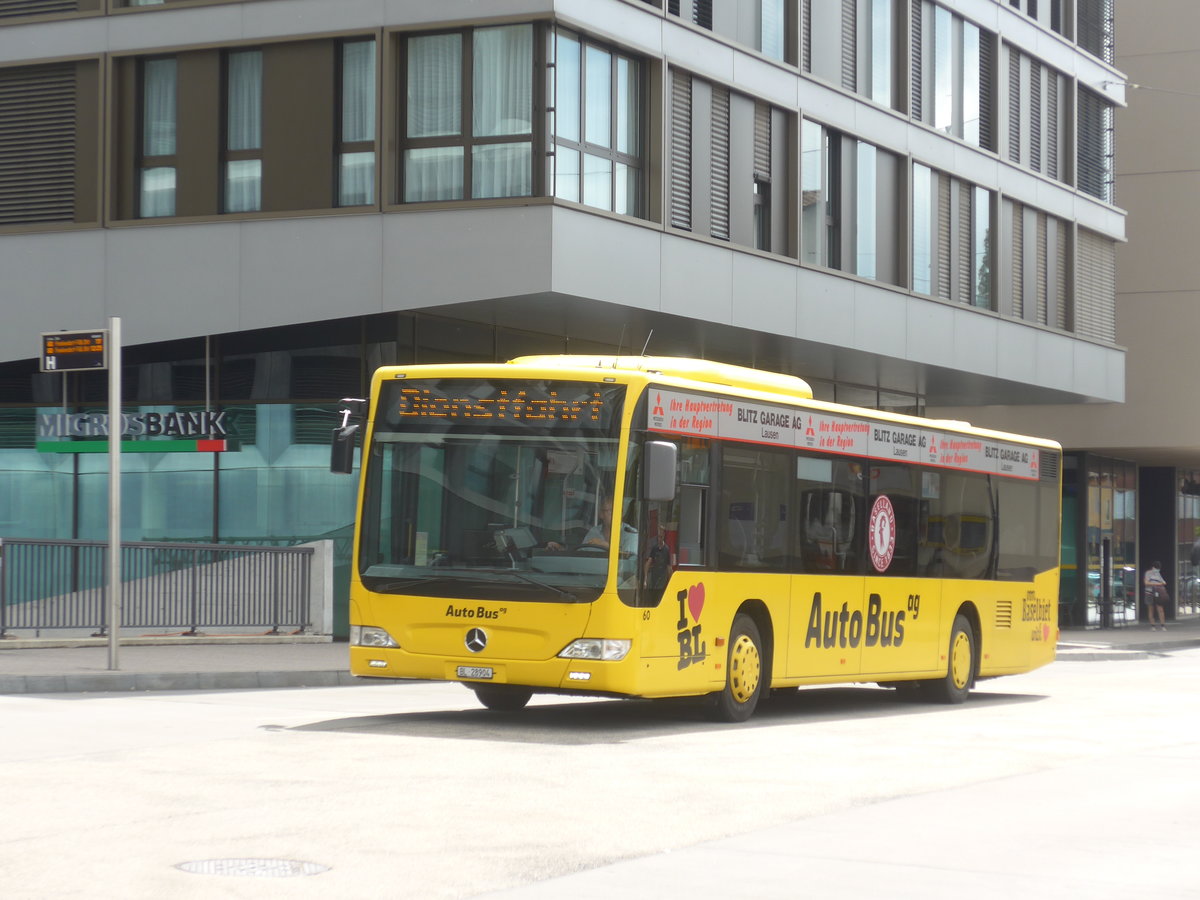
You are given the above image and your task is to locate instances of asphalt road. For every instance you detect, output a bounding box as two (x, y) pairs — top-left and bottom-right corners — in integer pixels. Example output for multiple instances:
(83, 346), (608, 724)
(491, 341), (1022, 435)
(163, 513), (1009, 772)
(3, 651), (1199, 899)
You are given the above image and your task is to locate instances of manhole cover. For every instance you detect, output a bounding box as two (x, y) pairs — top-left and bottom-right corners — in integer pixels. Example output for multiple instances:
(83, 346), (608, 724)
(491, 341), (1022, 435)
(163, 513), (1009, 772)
(176, 858), (329, 878)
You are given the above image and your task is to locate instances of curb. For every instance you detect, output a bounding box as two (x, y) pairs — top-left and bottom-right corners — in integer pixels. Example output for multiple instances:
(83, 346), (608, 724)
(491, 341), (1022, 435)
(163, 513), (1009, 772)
(0, 669), (364, 695)
(1054, 649), (1156, 662)
(0, 635), (333, 650)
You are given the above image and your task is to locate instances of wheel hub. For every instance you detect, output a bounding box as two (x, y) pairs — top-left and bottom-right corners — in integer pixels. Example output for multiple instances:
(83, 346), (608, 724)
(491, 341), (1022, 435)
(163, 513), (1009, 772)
(729, 634), (761, 703)
(950, 631), (971, 689)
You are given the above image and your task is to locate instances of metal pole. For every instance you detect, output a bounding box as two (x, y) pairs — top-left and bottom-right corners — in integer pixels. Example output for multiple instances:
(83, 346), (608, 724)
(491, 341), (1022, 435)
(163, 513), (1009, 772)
(108, 317), (122, 670)
(0, 538), (7, 639)
(1101, 536), (1113, 630)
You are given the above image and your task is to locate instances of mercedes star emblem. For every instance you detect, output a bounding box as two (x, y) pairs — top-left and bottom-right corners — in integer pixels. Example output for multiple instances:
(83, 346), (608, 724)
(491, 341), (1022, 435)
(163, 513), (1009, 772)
(465, 628), (487, 653)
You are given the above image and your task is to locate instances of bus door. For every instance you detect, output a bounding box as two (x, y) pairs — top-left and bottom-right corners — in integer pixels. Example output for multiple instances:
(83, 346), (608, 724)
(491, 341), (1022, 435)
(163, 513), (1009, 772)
(787, 455), (866, 677)
(860, 465), (941, 675)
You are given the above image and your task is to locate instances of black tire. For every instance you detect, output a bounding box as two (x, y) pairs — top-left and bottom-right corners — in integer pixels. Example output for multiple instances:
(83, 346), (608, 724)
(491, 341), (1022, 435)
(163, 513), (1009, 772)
(919, 613), (975, 704)
(706, 614), (764, 723)
(470, 683), (533, 712)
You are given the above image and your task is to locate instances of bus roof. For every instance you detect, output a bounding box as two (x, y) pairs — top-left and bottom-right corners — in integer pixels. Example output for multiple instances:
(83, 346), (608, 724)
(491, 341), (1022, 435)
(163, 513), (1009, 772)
(509, 355), (814, 400)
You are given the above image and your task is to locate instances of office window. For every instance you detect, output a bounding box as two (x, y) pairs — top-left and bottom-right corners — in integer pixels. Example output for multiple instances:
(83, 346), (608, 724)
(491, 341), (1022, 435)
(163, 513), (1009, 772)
(912, 163), (933, 294)
(140, 57), (177, 217)
(1078, 0), (1114, 64)
(805, 0), (847, 87)
(553, 31), (642, 216)
(670, 71), (785, 249)
(1078, 88), (1114, 203)
(761, 0), (785, 61)
(801, 119), (836, 268)
(913, 164), (991, 306)
(118, 37), (368, 220)
(972, 186), (992, 309)
(932, 5), (952, 133)
(1008, 200), (1068, 329)
(402, 24), (533, 203)
(915, 3), (994, 152)
(868, 0), (893, 107)
(1076, 230), (1115, 341)
(669, 70), (691, 230)
(753, 179), (770, 251)
(1005, 45), (1066, 181)
(339, 39), (376, 207)
(224, 49), (262, 213)
(856, 142), (876, 279)
(962, 22), (980, 145)
(710, 85), (730, 238)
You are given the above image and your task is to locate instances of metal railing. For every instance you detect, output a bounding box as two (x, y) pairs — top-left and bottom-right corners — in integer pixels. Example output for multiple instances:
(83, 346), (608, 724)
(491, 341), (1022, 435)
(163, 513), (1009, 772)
(0, 538), (314, 637)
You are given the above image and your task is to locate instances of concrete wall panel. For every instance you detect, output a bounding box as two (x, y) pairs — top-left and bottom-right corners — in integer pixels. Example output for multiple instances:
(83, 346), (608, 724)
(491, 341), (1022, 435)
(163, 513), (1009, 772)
(660, 234), (733, 323)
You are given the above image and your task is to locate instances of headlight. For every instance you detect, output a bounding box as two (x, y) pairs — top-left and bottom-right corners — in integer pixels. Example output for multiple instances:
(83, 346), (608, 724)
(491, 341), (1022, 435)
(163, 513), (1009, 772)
(558, 639), (631, 661)
(351, 625), (399, 648)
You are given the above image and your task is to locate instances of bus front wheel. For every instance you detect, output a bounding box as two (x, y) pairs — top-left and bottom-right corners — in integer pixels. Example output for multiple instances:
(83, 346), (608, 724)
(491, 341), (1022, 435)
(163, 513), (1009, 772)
(470, 683), (533, 712)
(920, 614), (974, 704)
(706, 614), (764, 723)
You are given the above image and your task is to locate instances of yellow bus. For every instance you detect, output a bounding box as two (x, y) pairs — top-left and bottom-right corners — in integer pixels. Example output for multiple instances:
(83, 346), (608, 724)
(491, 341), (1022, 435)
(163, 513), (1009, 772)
(332, 355), (1060, 721)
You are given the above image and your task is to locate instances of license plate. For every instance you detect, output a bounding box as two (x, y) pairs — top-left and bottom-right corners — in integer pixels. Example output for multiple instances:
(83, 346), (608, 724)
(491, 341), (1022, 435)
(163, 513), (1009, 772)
(457, 666), (494, 680)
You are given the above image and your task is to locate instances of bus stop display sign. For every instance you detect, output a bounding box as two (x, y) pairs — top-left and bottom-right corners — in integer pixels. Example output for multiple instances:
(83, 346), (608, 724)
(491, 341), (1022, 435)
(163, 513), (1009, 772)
(41, 330), (108, 372)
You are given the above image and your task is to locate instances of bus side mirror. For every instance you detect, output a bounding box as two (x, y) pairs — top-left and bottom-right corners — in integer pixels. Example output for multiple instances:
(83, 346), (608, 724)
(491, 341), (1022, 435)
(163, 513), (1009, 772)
(330, 424), (360, 473)
(643, 440), (677, 502)
(330, 398), (367, 474)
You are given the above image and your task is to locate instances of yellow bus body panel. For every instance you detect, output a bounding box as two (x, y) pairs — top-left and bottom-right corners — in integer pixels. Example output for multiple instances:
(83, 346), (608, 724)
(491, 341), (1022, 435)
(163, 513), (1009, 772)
(350, 565), (1057, 696)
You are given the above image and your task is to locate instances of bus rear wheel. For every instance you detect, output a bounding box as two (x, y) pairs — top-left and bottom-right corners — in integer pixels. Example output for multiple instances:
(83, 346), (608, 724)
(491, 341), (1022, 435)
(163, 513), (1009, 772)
(470, 683), (533, 712)
(919, 614), (974, 704)
(706, 614), (764, 723)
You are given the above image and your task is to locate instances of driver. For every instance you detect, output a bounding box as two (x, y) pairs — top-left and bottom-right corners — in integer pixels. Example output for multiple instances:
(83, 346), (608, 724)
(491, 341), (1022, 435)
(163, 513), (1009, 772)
(583, 498), (637, 554)
(546, 497), (636, 553)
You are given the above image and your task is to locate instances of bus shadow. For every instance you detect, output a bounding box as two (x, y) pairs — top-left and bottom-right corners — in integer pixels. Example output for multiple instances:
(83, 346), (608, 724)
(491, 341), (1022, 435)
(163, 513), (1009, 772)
(290, 686), (1046, 746)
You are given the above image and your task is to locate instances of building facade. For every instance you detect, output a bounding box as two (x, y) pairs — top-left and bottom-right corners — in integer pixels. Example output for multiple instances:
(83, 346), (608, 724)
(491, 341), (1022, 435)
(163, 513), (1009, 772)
(939, 1), (1200, 628)
(0, 0), (1125, 634)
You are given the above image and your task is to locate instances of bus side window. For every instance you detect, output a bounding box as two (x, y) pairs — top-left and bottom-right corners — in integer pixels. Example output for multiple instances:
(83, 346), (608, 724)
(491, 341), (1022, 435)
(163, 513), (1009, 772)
(717, 446), (791, 570)
(932, 470), (995, 579)
(870, 463), (919, 576)
(623, 437), (710, 608)
(795, 453), (864, 574)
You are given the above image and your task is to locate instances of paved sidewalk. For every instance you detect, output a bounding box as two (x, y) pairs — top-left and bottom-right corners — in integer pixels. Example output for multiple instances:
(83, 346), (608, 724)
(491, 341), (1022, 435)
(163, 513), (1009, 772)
(1, 618), (1199, 695)
(0, 637), (356, 694)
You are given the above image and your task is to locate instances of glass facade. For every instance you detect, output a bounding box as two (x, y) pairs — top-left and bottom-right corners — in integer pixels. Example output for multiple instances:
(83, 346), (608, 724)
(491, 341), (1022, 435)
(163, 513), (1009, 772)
(1060, 453), (1137, 628)
(1177, 471), (1200, 617)
(0, 316), (578, 635)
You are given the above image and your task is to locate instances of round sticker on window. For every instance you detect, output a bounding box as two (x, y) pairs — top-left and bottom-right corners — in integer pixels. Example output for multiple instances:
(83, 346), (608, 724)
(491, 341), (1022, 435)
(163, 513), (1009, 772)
(869, 494), (896, 573)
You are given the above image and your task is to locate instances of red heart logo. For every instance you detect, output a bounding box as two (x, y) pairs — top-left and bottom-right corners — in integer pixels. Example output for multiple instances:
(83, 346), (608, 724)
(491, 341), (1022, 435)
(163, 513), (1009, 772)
(688, 583), (705, 622)
(1043, 624), (1051, 642)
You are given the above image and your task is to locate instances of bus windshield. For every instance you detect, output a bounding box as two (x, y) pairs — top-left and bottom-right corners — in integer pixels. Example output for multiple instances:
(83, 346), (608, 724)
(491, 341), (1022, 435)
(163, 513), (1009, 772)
(358, 378), (626, 602)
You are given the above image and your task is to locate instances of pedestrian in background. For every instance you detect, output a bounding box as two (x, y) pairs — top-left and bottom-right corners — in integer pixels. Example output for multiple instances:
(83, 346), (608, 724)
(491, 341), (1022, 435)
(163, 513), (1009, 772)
(1144, 561), (1169, 631)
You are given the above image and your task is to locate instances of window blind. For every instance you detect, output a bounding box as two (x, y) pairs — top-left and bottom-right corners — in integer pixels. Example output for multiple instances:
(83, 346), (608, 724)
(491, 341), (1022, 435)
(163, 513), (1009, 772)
(0, 63), (76, 225)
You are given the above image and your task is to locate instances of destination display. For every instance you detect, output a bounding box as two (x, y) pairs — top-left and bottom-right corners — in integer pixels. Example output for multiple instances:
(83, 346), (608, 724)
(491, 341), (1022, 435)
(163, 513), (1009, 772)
(646, 389), (1040, 480)
(382, 380), (622, 432)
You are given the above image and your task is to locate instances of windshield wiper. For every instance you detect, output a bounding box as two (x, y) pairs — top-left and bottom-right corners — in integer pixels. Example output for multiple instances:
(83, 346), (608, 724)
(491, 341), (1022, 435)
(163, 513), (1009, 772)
(370, 577), (441, 592)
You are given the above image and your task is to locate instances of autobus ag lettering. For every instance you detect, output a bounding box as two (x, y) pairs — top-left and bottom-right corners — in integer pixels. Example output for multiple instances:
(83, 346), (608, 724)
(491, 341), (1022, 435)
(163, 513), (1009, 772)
(444, 604), (504, 619)
(804, 594), (864, 649)
(865, 593), (905, 647)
